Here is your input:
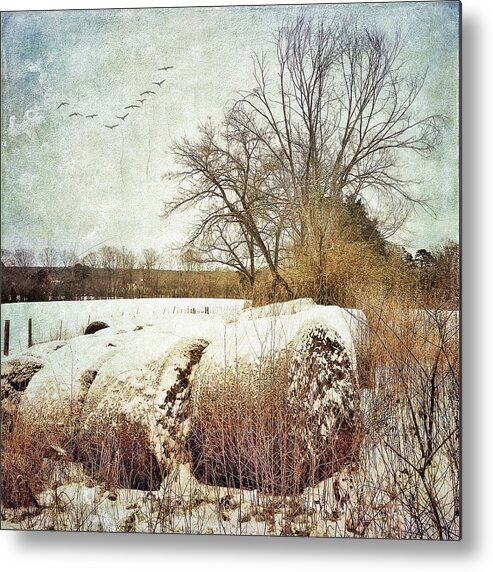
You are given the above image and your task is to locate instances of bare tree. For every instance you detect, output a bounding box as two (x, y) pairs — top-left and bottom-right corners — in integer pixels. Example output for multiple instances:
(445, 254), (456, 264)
(99, 246), (119, 270)
(99, 246), (120, 296)
(116, 246), (138, 295)
(118, 246), (137, 271)
(1, 249), (14, 267)
(81, 250), (100, 269)
(233, 16), (443, 224)
(166, 119), (294, 298)
(59, 249), (78, 268)
(141, 248), (162, 271)
(140, 248), (162, 297)
(40, 247), (59, 268)
(180, 247), (199, 272)
(164, 14), (444, 301)
(12, 248), (36, 267)
(189, 219), (259, 291)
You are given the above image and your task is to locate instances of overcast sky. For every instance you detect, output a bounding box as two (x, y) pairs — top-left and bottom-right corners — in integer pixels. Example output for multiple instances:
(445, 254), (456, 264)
(1, 1), (459, 261)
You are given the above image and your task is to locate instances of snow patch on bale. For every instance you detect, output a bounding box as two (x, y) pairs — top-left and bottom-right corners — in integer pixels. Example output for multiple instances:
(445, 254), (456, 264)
(76, 333), (207, 490)
(288, 325), (356, 484)
(239, 298), (315, 321)
(196, 305), (360, 376)
(23, 340), (68, 360)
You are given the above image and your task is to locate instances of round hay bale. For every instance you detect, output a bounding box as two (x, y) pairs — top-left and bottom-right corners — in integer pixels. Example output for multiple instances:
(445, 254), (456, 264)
(187, 304), (359, 493)
(1, 358), (44, 400)
(76, 333), (207, 490)
(84, 321), (109, 335)
(1, 358), (44, 433)
(18, 334), (119, 435)
(287, 325), (357, 486)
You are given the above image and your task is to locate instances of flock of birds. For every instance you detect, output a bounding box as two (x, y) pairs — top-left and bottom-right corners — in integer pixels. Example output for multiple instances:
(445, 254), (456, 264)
(56, 65), (174, 130)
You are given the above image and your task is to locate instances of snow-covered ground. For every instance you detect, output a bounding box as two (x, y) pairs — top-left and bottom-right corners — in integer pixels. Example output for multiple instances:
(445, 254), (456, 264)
(0, 461), (357, 536)
(1, 297), (247, 359)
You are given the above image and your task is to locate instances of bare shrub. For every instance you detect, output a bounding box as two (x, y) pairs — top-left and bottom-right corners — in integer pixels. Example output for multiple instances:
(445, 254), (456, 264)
(75, 413), (163, 491)
(187, 337), (359, 496)
(187, 376), (296, 494)
(1, 408), (72, 509)
(349, 294), (460, 539)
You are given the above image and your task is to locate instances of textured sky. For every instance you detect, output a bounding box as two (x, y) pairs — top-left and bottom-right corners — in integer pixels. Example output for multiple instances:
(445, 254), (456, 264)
(1, 1), (460, 260)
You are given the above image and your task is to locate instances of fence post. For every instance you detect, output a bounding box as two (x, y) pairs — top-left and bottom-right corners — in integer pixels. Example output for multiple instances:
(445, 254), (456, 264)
(59, 320), (63, 340)
(3, 320), (10, 357)
(28, 318), (33, 348)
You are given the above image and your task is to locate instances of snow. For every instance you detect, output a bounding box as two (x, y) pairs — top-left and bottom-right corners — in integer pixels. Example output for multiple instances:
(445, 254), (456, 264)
(0, 461), (355, 536)
(199, 305), (361, 373)
(33, 481), (152, 533)
(1, 297), (246, 359)
(238, 297), (315, 320)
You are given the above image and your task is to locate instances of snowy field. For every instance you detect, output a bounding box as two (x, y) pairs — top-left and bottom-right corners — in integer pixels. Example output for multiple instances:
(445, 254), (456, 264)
(1, 298), (247, 359)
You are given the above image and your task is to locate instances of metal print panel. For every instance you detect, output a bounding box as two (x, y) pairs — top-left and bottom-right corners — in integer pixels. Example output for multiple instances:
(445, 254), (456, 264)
(0, 1), (460, 538)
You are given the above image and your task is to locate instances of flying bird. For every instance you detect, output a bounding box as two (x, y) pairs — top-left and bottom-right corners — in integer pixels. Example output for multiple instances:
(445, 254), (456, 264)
(86, 114), (98, 118)
(158, 66), (174, 71)
(68, 112), (83, 117)
(117, 113), (129, 121)
(124, 104), (140, 109)
(104, 124), (120, 130)
(137, 99), (146, 104)
(57, 102), (69, 109)
(140, 90), (156, 96)
(153, 79), (166, 87)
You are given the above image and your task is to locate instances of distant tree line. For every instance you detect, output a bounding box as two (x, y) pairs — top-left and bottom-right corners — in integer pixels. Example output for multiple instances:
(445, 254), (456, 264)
(1, 245), (243, 303)
(2, 246), (161, 272)
(0, 241), (458, 308)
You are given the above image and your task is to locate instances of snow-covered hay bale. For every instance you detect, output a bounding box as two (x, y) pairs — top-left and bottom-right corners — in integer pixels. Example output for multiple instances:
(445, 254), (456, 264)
(4, 300), (365, 497)
(84, 320), (109, 335)
(18, 333), (120, 435)
(1, 358), (44, 433)
(76, 332), (207, 490)
(287, 325), (356, 484)
(188, 304), (360, 493)
(1, 358), (44, 400)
